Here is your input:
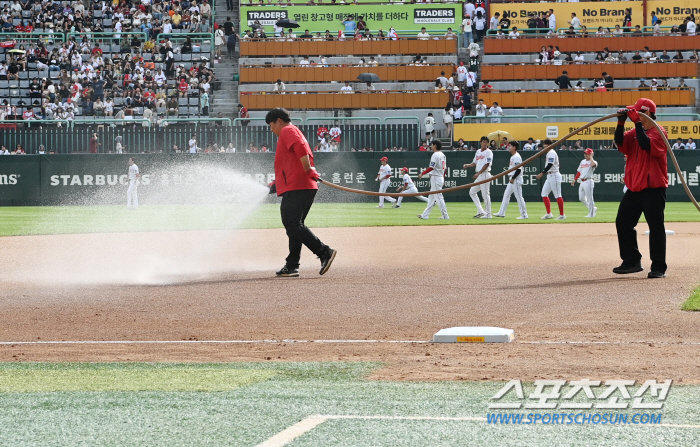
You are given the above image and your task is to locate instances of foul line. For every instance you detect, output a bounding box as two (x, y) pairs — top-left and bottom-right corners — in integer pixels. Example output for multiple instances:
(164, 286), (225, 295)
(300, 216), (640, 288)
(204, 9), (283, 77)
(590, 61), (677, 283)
(2, 339), (700, 346)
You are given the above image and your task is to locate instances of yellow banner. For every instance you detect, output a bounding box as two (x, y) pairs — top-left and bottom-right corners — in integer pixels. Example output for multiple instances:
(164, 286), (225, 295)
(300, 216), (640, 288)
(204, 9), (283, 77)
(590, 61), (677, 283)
(454, 121), (700, 142)
(647, 1), (700, 26)
(489, 2), (643, 32)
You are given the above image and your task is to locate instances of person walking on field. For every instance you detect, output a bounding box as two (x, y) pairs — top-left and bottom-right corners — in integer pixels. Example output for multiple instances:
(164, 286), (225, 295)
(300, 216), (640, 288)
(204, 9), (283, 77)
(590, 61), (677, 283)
(613, 98), (668, 278)
(127, 157), (139, 210)
(571, 148), (598, 217)
(394, 167), (429, 208)
(375, 156), (397, 208)
(417, 140), (449, 220)
(464, 136), (493, 218)
(536, 139), (566, 220)
(266, 108), (337, 278)
(494, 141), (528, 219)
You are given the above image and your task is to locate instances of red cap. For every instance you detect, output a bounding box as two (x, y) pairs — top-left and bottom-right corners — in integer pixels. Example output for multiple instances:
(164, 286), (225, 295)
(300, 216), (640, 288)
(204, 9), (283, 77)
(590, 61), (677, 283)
(380, 157), (388, 162)
(401, 167), (409, 172)
(584, 148), (593, 154)
(459, 61), (464, 66)
(626, 98), (656, 114)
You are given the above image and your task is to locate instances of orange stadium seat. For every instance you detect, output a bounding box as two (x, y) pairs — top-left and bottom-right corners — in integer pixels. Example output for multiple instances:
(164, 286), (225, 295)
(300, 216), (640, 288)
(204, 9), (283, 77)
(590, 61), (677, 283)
(481, 63), (700, 81)
(240, 39), (457, 57)
(240, 64), (458, 83)
(239, 91), (450, 110)
(478, 89), (695, 108)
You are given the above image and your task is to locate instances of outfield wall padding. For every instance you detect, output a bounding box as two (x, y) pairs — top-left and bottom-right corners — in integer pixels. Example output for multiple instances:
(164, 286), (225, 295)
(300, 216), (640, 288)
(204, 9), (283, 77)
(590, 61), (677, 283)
(1, 151), (699, 206)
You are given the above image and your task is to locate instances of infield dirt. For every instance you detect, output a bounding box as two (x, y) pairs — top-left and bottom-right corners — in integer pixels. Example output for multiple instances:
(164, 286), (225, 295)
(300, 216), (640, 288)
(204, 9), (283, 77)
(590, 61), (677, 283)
(1, 223), (700, 382)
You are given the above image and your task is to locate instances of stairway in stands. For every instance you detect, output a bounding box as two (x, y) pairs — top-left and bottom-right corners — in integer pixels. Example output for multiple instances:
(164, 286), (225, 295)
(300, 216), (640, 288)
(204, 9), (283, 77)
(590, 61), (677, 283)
(213, 0), (240, 119)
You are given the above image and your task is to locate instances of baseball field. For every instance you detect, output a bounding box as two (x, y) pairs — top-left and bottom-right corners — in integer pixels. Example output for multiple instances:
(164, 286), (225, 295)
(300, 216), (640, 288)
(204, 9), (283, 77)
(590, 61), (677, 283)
(2, 201), (700, 446)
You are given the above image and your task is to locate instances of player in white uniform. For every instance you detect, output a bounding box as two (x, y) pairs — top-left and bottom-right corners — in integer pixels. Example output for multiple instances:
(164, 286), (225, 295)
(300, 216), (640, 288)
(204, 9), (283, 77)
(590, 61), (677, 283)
(375, 156), (397, 208)
(463, 136), (493, 218)
(494, 141), (528, 219)
(536, 139), (566, 220)
(127, 157), (140, 210)
(394, 167), (429, 207)
(571, 148), (598, 217)
(188, 135), (197, 153)
(417, 140), (449, 220)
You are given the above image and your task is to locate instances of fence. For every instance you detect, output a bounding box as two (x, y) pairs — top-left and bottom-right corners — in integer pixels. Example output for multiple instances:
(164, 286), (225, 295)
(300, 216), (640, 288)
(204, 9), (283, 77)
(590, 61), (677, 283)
(0, 124), (418, 154)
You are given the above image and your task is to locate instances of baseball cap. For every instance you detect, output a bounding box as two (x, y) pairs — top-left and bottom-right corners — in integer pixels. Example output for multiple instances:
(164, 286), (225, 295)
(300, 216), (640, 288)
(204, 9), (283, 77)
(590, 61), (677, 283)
(626, 98), (656, 114)
(401, 167), (409, 172)
(459, 61), (464, 65)
(380, 156), (388, 162)
(584, 148), (593, 154)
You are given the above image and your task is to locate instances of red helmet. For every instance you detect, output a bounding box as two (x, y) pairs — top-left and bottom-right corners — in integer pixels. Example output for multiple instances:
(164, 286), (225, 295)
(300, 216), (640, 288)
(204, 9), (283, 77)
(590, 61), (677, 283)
(380, 157), (388, 162)
(401, 167), (409, 172)
(584, 148), (593, 154)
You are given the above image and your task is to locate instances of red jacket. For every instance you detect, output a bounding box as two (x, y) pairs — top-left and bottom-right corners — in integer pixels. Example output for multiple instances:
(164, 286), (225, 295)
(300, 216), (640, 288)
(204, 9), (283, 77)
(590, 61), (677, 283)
(274, 124), (318, 195)
(618, 125), (668, 192)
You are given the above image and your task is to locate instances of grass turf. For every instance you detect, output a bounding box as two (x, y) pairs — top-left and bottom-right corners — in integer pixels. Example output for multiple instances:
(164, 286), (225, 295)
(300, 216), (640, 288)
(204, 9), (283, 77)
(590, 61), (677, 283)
(0, 362), (699, 446)
(681, 285), (700, 311)
(0, 202), (699, 237)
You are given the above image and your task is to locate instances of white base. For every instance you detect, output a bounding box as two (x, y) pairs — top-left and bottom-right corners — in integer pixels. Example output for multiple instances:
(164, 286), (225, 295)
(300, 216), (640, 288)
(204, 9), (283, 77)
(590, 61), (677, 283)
(643, 230), (675, 235)
(432, 326), (514, 343)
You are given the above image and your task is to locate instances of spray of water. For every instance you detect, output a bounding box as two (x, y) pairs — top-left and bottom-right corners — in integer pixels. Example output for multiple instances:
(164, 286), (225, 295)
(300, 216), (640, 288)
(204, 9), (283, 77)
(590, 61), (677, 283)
(12, 161), (274, 285)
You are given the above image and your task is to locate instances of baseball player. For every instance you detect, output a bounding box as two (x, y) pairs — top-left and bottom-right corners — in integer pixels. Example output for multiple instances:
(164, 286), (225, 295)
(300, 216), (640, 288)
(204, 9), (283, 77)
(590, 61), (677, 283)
(571, 148), (598, 217)
(127, 157), (139, 210)
(463, 136), (493, 218)
(375, 156), (397, 208)
(393, 167), (429, 208)
(417, 140), (449, 220)
(494, 141), (528, 219)
(536, 139), (566, 220)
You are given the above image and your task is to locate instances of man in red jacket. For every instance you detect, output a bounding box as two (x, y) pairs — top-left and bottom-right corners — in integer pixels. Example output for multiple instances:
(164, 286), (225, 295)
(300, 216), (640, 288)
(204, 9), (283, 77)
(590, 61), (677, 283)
(266, 108), (337, 277)
(613, 98), (668, 278)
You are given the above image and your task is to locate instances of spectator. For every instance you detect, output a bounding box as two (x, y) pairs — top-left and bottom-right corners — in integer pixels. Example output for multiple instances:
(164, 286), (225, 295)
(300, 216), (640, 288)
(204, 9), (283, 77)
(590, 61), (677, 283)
(687, 138), (697, 150)
(687, 16), (697, 36)
(342, 15), (356, 34)
(437, 71), (448, 89)
(548, 9), (556, 33)
(443, 105), (454, 140)
(490, 12), (500, 31)
(508, 27), (520, 39)
(671, 138), (686, 150)
(523, 138), (536, 151)
(659, 50), (671, 62)
(273, 79), (286, 94)
(365, 81), (375, 92)
(474, 10), (486, 42)
(631, 51), (643, 63)
(602, 72), (614, 90)
(638, 78), (649, 89)
(475, 98), (487, 119)
(678, 78), (689, 89)
(341, 81), (353, 93)
(166, 96), (179, 116)
(238, 103), (250, 127)
(631, 25), (643, 36)
(568, 13), (581, 30)
(574, 52), (584, 64)
(445, 28), (457, 41)
(672, 50), (684, 62)
(653, 20), (663, 36)
(555, 71), (572, 90)
(461, 14), (473, 47)
(200, 90), (209, 116)
(227, 33), (237, 59)
(417, 27), (430, 40)
(487, 101), (504, 123)
(480, 81), (493, 92)
(424, 112), (435, 139)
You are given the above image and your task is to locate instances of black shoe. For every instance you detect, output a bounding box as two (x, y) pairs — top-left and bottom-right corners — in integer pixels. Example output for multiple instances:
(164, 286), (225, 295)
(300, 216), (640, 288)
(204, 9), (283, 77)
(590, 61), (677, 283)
(276, 266), (299, 277)
(612, 264), (644, 274)
(319, 248), (337, 275)
(648, 271), (666, 278)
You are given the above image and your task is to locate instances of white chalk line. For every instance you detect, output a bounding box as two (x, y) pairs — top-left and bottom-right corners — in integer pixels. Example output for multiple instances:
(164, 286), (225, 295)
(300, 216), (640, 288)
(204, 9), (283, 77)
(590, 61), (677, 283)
(256, 415), (700, 447)
(2, 339), (700, 346)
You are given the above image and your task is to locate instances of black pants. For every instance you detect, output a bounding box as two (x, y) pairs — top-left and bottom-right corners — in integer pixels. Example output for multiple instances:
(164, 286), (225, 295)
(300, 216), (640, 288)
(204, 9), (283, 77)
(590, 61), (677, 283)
(615, 187), (667, 273)
(226, 0), (233, 9)
(280, 189), (327, 268)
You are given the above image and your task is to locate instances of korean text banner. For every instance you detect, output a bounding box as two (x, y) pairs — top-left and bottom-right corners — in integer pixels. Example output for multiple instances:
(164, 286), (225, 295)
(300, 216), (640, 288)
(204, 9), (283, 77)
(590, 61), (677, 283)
(240, 4), (461, 33)
(488, 1), (643, 32)
(454, 121), (700, 142)
(647, 1), (700, 26)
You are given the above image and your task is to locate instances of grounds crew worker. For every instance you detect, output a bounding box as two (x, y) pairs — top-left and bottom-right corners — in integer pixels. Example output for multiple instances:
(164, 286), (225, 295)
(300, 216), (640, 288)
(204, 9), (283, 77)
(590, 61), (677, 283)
(613, 98), (668, 278)
(266, 108), (337, 278)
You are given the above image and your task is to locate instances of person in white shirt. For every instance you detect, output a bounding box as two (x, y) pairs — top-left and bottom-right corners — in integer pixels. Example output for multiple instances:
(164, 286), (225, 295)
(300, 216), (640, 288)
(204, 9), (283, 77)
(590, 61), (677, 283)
(188, 136), (197, 153)
(574, 52), (584, 64)
(417, 27), (430, 40)
(442, 105), (454, 139)
(299, 56), (310, 67)
(571, 148), (598, 218)
(340, 81), (353, 93)
(687, 18), (697, 36)
(424, 112), (435, 138)
(686, 138), (697, 150)
(508, 27), (520, 39)
(127, 157), (140, 210)
(461, 14), (473, 47)
(375, 157), (397, 208)
(671, 138), (686, 150)
(329, 126), (341, 143)
(456, 61), (468, 86)
(487, 102), (503, 123)
(394, 167), (429, 207)
(464, 136), (493, 218)
(568, 13), (581, 30)
(475, 98), (487, 119)
(536, 142), (566, 220)
(490, 12), (500, 31)
(494, 141), (528, 219)
(272, 79), (286, 93)
(115, 135), (124, 153)
(548, 9), (556, 32)
(464, 0), (476, 22)
(319, 134), (332, 152)
(417, 140), (449, 220)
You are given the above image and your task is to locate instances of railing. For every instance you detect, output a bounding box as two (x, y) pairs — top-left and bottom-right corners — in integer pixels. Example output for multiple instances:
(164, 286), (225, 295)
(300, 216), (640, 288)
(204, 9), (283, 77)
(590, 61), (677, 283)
(461, 115), (540, 124)
(240, 89), (450, 109)
(484, 34), (700, 54)
(0, 32), (65, 44)
(240, 38), (457, 56)
(161, 117), (233, 126)
(67, 32), (149, 45)
(233, 117), (304, 125)
(239, 63), (457, 83)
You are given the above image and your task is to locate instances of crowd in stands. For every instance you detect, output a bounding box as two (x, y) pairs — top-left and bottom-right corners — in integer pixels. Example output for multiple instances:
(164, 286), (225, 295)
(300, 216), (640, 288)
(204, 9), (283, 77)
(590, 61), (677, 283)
(0, 0), (217, 124)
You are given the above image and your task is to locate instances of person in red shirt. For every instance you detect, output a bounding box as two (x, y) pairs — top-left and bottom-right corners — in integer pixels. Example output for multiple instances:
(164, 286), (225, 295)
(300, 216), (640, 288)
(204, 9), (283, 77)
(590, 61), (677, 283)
(613, 98), (668, 278)
(178, 78), (189, 97)
(89, 133), (100, 153)
(266, 108), (337, 277)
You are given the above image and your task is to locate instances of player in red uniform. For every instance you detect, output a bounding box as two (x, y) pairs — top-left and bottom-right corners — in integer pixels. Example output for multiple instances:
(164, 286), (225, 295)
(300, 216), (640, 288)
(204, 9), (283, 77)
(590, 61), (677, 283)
(613, 98), (668, 278)
(266, 108), (337, 277)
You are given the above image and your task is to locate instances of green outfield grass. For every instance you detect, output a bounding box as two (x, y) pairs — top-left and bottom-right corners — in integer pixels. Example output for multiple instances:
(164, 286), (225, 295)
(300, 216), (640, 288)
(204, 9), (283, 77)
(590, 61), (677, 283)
(0, 362), (698, 446)
(681, 285), (700, 311)
(0, 202), (699, 237)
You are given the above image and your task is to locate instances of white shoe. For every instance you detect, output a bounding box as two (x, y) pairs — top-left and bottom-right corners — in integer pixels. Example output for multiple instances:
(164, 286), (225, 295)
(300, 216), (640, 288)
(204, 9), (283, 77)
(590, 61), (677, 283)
(480, 214), (492, 219)
(541, 213), (553, 220)
(584, 214), (592, 218)
(439, 216), (449, 220)
(376, 205), (384, 208)
(556, 215), (567, 220)
(592, 207), (597, 217)
(493, 214), (505, 218)
(516, 215), (528, 220)
(417, 214), (428, 220)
